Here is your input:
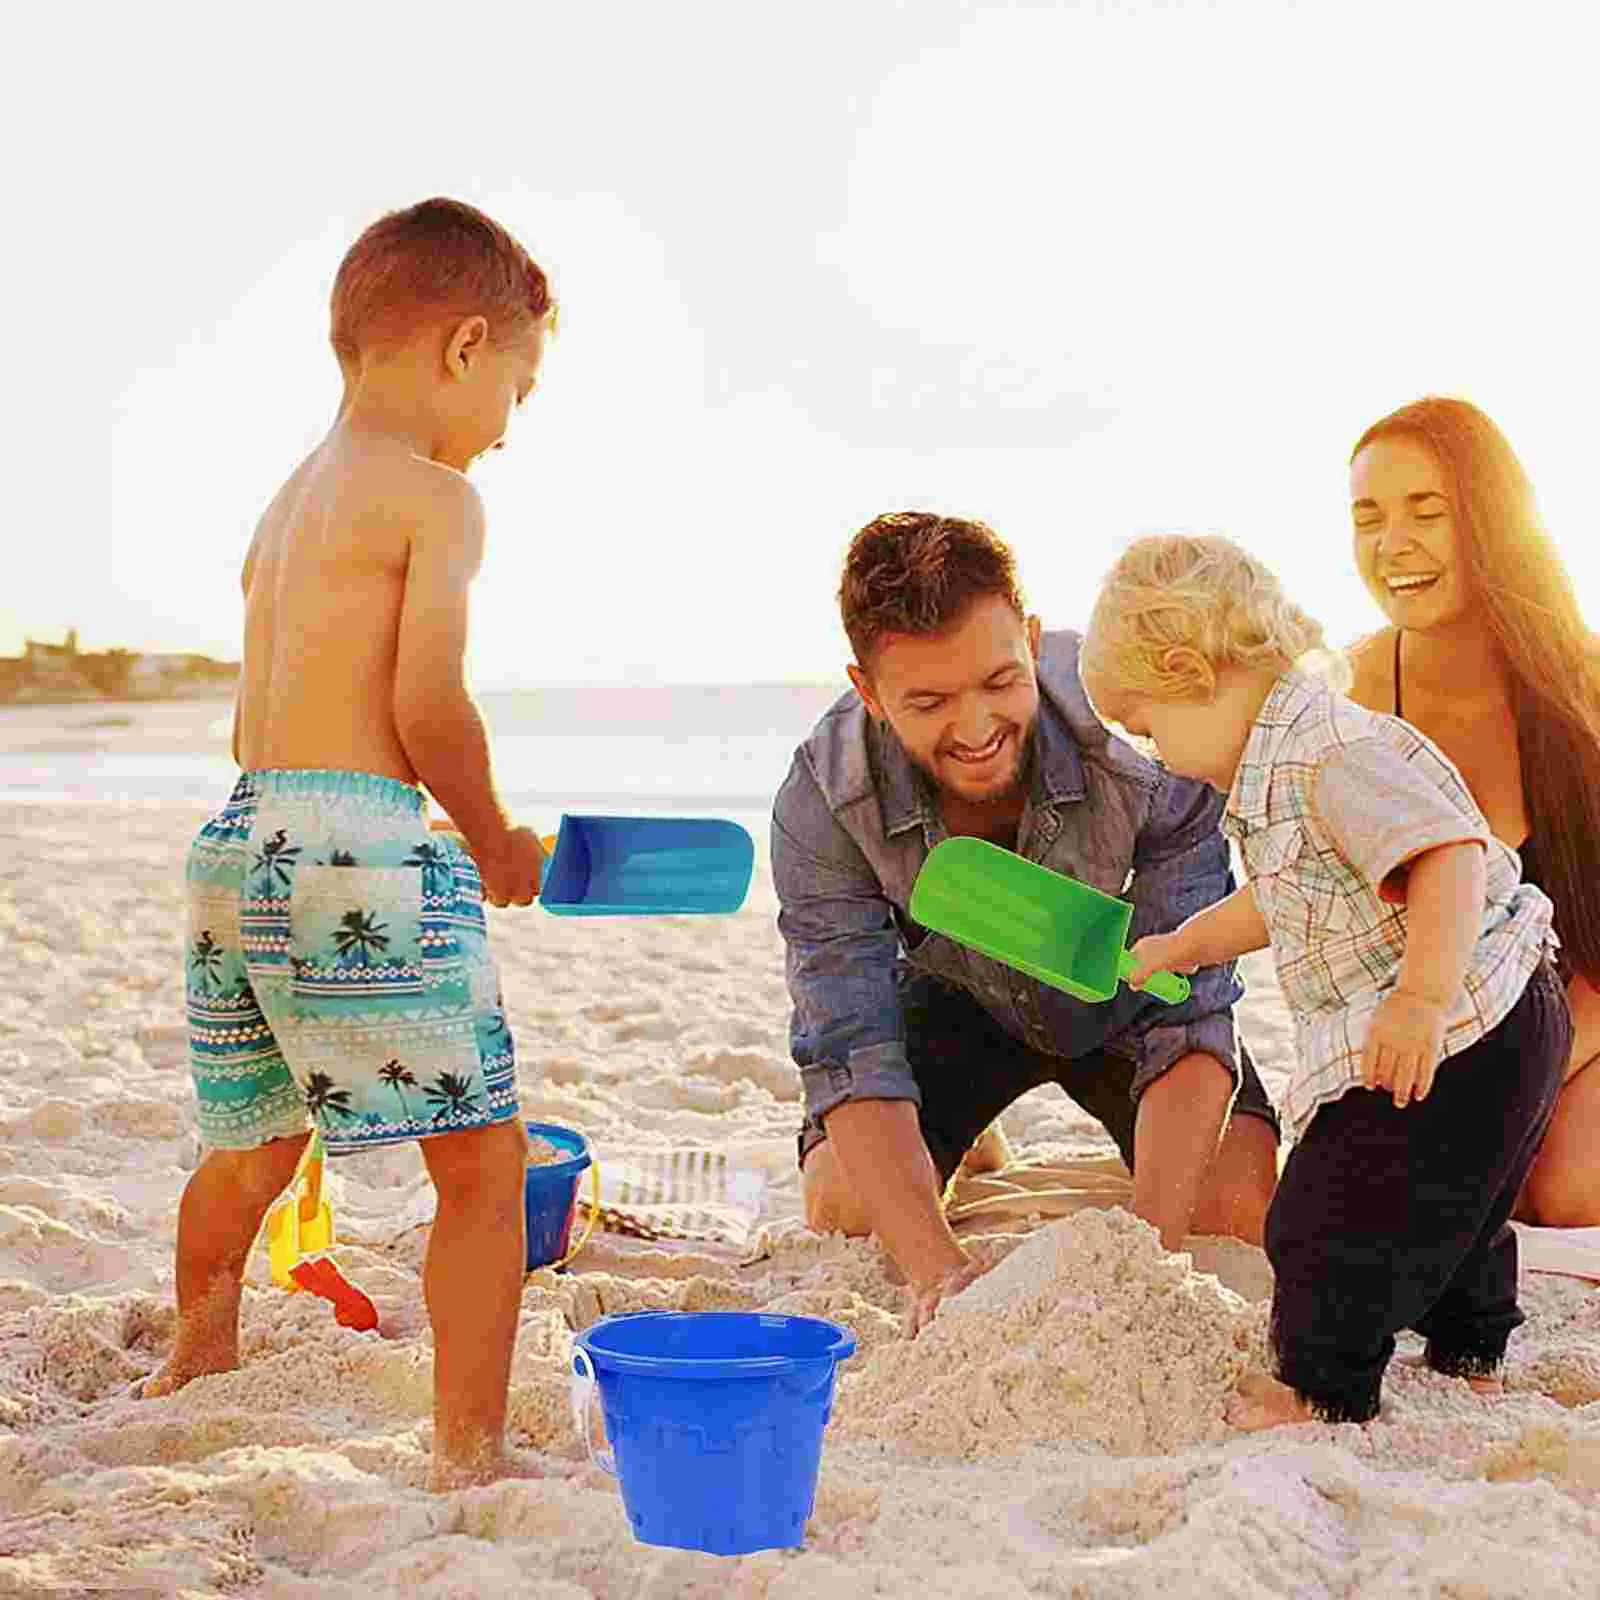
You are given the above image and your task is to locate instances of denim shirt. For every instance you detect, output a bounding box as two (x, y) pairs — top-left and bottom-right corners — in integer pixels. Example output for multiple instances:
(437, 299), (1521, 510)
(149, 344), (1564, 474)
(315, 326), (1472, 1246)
(770, 629), (1244, 1128)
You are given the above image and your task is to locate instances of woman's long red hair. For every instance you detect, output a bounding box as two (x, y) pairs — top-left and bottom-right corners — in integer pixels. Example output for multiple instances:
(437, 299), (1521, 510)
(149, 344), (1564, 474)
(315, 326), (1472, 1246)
(1353, 396), (1600, 984)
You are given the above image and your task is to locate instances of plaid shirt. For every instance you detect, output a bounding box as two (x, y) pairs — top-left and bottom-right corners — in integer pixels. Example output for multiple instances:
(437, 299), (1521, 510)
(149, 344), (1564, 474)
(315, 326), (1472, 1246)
(1223, 672), (1554, 1140)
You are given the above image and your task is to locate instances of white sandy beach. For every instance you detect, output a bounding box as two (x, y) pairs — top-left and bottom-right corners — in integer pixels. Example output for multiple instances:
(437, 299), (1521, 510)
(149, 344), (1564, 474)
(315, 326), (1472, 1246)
(3, 798), (1599, 1598)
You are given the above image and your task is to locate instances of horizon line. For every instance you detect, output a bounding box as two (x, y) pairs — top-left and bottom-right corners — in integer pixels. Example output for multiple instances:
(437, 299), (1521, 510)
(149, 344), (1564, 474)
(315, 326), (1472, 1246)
(475, 677), (852, 690)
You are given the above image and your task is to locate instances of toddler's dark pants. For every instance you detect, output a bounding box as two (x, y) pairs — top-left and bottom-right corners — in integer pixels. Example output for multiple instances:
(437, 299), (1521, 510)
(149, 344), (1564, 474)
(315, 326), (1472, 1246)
(1265, 958), (1570, 1423)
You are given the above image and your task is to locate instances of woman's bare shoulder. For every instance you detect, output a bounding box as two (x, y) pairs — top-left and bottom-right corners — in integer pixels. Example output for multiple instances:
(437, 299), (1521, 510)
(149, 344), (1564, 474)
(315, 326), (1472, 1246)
(1341, 625), (1395, 711)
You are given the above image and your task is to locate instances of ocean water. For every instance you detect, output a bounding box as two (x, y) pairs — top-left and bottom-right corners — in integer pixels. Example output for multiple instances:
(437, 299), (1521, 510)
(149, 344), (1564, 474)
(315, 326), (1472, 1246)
(0, 686), (849, 839)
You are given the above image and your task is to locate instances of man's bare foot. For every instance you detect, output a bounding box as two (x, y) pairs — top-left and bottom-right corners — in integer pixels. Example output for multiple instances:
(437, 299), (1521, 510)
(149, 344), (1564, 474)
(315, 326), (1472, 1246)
(958, 1122), (1014, 1178)
(1224, 1370), (1316, 1431)
(426, 1443), (546, 1493)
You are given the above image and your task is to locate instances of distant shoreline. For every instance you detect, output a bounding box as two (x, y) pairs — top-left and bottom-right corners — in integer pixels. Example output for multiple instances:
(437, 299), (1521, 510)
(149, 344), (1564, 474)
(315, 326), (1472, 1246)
(0, 681), (854, 738)
(0, 686), (237, 709)
(0, 680), (850, 705)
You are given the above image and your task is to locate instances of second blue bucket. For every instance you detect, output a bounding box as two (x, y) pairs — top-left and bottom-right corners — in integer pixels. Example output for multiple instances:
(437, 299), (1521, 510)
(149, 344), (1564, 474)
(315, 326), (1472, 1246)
(523, 1122), (594, 1272)
(571, 1311), (857, 1556)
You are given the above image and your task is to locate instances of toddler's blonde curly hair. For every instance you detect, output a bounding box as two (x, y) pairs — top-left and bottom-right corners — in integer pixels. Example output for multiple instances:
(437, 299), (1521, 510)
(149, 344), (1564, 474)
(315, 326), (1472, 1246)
(1082, 535), (1338, 705)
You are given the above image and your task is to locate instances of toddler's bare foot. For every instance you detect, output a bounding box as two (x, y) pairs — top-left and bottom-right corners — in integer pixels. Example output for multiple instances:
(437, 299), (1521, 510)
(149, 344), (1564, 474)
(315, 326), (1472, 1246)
(1225, 1371), (1316, 1432)
(1396, 1353), (1504, 1396)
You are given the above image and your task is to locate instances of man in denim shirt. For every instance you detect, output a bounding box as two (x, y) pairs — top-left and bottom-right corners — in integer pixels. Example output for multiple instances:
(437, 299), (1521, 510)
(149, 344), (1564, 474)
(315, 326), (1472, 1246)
(773, 513), (1280, 1326)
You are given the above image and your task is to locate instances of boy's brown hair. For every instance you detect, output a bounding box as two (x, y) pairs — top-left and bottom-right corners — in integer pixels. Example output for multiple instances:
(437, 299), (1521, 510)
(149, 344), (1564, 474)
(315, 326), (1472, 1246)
(839, 512), (1026, 669)
(330, 197), (555, 368)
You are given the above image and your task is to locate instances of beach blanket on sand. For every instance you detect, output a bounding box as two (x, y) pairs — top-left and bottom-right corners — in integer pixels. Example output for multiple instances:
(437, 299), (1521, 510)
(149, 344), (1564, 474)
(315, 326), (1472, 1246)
(579, 1145), (768, 1249)
(943, 1154), (1135, 1230)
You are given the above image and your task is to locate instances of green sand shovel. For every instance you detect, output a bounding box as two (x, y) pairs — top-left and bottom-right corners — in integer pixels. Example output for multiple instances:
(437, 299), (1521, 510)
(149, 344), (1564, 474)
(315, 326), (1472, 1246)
(908, 836), (1192, 1005)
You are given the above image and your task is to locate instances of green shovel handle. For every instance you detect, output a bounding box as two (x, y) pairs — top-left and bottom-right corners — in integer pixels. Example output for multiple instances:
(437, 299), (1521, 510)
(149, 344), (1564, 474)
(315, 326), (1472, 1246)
(1118, 951), (1191, 1005)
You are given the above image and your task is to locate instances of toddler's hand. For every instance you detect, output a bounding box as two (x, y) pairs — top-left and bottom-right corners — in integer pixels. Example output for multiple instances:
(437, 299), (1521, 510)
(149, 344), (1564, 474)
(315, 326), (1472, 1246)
(1361, 989), (1448, 1108)
(1125, 934), (1198, 992)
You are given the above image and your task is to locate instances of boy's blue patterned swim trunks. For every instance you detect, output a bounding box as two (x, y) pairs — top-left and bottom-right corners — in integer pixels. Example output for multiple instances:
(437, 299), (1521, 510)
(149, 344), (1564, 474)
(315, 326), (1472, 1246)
(184, 769), (517, 1156)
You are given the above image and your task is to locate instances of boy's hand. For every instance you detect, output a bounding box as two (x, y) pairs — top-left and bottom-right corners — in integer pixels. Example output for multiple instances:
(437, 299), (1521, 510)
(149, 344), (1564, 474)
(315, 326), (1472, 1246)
(472, 826), (545, 908)
(1361, 989), (1449, 1108)
(1124, 933), (1199, 992)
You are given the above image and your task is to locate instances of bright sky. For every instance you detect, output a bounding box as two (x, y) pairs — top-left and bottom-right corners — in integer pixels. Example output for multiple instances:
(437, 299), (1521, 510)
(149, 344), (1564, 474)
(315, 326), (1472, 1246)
(55, 1), (1600, 684)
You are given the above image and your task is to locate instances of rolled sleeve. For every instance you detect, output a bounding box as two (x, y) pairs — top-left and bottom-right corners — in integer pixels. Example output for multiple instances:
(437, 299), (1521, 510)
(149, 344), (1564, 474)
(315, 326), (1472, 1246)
(1315, 739), (1488, 904)
(1121, 773), (1244, 1097)
(771, 755), (919, 1127)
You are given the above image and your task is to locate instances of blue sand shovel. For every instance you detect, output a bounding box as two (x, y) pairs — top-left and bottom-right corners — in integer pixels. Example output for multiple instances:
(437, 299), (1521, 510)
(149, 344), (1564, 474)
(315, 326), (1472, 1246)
(437, 815), (754, 916)
(539, 815), (754, 916)
(909, 836), (1192, 1004)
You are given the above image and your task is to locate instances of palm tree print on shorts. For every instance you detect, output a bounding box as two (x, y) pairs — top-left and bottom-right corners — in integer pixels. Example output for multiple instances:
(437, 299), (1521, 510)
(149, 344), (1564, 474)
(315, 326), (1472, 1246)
(332, 909), (390, 968)
(190, 930), (224, 992)
(252, 829), (302, 896)
(425, 1071), (482, 1123)
(303, 1070), (355, 1121)
(379, 1057), (418, 1120)
(403, 840), (455, 902)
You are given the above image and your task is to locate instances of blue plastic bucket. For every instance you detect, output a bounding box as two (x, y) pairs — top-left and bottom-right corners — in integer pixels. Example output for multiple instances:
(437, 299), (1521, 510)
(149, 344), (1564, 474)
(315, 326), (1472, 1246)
(571, 1311), (857, 1555)
(523, 1122), (593, 1272)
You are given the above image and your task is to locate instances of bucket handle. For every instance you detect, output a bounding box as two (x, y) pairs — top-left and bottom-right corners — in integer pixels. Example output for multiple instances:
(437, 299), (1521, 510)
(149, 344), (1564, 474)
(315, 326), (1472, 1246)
(569, 1347), (616, 1477)
(551, 1159), (601, 1271)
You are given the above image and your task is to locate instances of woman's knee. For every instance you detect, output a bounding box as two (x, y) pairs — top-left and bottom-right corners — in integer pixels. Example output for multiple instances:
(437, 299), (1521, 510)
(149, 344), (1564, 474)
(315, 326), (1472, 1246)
(1518, 1152), (1600, 1227)
(1517, 1071), (1600, 1226)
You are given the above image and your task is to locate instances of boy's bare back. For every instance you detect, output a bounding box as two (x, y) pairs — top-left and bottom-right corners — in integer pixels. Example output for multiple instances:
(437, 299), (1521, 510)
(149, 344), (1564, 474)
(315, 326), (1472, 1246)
(234, 429), (480, 786)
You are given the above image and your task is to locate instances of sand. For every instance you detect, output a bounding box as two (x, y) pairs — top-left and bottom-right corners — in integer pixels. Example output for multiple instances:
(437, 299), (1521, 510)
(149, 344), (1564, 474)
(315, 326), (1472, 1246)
(2, 799), (1598, 1598)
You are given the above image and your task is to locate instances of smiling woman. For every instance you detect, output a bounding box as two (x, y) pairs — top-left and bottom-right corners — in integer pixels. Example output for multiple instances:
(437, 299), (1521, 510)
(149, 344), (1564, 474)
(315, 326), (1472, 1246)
(1344, 396), (1600, 1226)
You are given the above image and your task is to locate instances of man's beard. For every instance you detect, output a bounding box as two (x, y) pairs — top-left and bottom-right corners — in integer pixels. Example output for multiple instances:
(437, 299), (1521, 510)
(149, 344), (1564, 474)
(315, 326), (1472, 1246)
(910, 721), (1037, 811)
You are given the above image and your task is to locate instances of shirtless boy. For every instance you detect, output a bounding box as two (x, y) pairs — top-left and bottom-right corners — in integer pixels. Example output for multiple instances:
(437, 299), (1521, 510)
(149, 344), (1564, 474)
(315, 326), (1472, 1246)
(146, 198), (552, 1488)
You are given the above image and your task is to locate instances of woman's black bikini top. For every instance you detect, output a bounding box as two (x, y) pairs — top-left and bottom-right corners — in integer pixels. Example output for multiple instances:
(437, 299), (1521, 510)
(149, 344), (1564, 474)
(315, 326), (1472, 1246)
(1393, 629), (1546, 892)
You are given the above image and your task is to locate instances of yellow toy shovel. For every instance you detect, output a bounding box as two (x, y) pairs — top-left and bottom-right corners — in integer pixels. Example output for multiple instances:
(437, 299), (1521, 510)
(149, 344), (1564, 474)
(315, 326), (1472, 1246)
(264, 1130), (379, 1331)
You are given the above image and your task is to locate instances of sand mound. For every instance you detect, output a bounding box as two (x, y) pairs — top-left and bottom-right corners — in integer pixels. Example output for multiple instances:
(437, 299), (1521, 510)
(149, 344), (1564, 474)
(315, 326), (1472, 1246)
(834, 1207), (1263, 1458)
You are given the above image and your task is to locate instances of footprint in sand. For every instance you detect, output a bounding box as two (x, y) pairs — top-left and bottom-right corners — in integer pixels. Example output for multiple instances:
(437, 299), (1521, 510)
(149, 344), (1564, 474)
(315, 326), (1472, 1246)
(15, 1100), (89, 1140)
(133, 1022), (189, 1068)
(684, 1049), (797, 1100)
(612, 1014), (682, 1043)
(0, 1205), (134, 1294)
(89, 1099), (188, 1139)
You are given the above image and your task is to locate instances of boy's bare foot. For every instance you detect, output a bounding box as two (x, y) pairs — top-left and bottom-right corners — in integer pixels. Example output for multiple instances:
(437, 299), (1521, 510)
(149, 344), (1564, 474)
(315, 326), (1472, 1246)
(426, 1443), (546, 1493)
(1225, 1371), (1316, 1431)
(958, 1122), (1014, 1178)
(136, 1282), (245, 1398)
(134, 1356), (239, 1400)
